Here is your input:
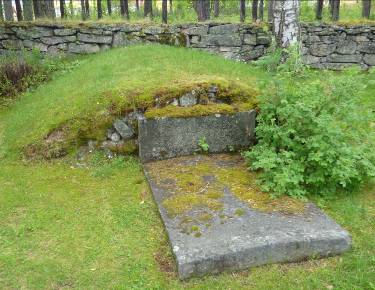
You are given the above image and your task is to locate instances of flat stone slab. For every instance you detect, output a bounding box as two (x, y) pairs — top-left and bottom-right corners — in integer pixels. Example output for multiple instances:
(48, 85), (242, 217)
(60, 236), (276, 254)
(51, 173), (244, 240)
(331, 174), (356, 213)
(138, 110), (256, 162)
(143, 154), (351, 279)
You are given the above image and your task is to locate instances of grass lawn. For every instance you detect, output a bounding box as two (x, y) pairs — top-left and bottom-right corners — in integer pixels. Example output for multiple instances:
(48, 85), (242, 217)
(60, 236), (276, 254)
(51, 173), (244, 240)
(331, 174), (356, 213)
(0, 46), (374, 289)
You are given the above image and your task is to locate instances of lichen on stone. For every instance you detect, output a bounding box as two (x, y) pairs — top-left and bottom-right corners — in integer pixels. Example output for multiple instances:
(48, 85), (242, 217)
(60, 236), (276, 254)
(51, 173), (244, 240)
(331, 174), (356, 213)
(146, 154), (306, 218)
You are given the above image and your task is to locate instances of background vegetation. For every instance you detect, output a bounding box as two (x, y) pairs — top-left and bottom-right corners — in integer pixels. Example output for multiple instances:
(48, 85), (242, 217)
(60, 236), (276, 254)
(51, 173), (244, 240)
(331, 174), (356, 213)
(0, 0), (374, 24)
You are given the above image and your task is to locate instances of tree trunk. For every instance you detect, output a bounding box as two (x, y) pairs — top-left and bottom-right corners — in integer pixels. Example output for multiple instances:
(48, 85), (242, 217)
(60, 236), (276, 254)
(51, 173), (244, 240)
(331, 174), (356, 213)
(169, 0), (172, 12)
(45, 0), (56, 19)
(0, 0), (4, 21)
(259, 0), (264, 20)
(273, 0), (300, 47)
(14, 0), (23, 21)
(331, 0), (340, 21)
(15, 0), (23, 21)
(69, 0), (74, 16)
(362, 0), (371, 19)
(197, 0), (207, 21)
(60, 0), (66, 18)
(205, 0), (211, 20)
(135, 0), (139, 11)
(107, 0), (112, 15)
(213, 0), (219, 17)
(162, 0), (167, 23)
(144, 0), (152, 17)
(33, 0), (41, 18)
(268, 0), (274, 24)
(329, 0), (333, 15)
(97, 0), (102, 19)
(240, 0), (246, 22)
(124, 0), (129, 19)
(252, 0), (258, 21)
(81, 0), (86, 19)
(22, 0), (34, 21)
(316, 0), (323, 20)
(4, 0), (14, 21)
(85, 0), (90, 17)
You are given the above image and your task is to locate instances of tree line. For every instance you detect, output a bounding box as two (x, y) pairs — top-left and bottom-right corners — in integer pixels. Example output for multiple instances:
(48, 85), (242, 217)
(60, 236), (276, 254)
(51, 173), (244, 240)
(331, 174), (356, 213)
(0, 0), (372, 23)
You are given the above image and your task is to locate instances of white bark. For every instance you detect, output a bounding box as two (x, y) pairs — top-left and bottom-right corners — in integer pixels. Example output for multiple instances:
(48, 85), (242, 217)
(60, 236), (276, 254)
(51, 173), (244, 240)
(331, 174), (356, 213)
(273, 0), (300, 48)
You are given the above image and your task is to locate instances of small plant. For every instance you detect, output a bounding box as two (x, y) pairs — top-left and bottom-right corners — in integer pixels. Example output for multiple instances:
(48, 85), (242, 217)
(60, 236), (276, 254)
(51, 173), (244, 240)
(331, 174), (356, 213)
(198, 137), (209, 153)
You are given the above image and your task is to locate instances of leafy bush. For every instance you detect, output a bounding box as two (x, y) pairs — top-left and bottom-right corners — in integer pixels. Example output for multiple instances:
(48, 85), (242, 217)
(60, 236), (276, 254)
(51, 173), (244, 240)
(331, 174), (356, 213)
(244, 68), (375, 198)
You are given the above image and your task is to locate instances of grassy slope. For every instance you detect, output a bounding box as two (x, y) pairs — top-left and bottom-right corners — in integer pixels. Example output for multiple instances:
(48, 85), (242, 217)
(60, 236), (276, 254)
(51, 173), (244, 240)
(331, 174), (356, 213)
(0, 45), (263, 159)
(1, 47), (375, 289)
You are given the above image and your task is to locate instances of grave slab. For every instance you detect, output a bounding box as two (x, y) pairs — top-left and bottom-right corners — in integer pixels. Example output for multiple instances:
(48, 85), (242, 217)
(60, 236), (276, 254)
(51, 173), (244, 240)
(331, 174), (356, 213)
(143, 154), (351, 279)
(138, 110), (256, 162)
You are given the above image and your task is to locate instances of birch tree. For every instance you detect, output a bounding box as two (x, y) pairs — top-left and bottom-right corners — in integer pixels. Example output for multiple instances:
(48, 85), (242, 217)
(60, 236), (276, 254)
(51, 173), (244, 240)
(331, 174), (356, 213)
(0, 0), (4, 21)
(272, 0), (300, 47)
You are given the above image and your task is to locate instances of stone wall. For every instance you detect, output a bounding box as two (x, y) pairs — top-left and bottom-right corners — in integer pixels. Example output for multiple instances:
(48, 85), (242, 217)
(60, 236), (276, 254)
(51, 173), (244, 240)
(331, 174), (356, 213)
(301, 23), (375, 69)
(2, 22), (375, 68)
(0, 22), (271, 62)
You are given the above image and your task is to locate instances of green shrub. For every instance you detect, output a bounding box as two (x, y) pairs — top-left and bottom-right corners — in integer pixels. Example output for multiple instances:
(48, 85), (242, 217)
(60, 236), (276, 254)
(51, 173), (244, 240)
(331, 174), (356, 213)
(244, 68), (375, 198)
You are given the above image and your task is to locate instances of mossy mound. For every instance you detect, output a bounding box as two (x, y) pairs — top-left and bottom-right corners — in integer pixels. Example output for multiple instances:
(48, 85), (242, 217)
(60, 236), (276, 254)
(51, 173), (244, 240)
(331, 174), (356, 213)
(0, 45), (264, 160)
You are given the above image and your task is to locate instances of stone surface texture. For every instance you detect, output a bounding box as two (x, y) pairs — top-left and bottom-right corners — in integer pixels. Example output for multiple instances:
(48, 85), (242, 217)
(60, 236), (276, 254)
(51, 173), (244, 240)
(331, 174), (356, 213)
(2, 23), (374, 67)
(301, 23), (375, 69)
(143, 154), (352, 279)
(0, 22), (271, 62)
(138, 110), (256, 162)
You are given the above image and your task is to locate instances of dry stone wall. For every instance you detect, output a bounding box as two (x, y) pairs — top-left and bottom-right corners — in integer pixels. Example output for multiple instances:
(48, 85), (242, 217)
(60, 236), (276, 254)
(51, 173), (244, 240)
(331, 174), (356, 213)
(0, 22), (271, 62)
(2, 22), (375, 68)
(301, 23), (375, 69)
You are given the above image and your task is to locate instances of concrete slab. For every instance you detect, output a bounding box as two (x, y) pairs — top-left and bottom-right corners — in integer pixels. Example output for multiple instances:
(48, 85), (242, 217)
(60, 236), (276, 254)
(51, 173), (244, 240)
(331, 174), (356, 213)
(138, 110), (256, 162)
(143, 154), (351, 279)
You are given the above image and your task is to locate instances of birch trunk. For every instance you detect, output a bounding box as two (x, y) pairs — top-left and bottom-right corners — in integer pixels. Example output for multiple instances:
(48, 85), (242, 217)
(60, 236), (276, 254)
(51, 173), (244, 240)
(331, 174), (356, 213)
(273, 0), (300, 48)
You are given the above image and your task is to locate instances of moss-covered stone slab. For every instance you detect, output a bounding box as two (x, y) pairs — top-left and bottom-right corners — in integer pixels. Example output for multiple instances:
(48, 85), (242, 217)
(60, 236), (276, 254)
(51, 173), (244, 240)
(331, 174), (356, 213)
(143, 154), (351, 279)
(138, 110), (256, 162)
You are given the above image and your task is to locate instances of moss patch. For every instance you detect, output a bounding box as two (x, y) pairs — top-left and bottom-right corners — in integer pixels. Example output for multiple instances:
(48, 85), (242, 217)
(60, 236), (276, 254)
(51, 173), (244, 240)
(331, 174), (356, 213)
(145, 103), (237, 119)
(146, 154), (306, 218)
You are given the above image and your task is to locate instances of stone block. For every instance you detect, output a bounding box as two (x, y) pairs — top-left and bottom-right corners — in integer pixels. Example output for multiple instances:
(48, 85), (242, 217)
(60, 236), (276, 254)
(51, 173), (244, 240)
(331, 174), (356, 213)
(120, 24), (143, 33)
(54, 28), (76, 36)
(302, 54), (321, 64)
(183, 25), (209, 36)
(336, 40), (357, 54)
(256, 34), (271, 45)
(201, 34), (242, 47)
(358, 42), (375, 53)
(363, 54), (375, 65)
(1, 39), (23, 50)
(243, 33), (257, 45)
(77, 33), (112, 44)
(40, 36), (76, 45)
(209, 24), (239, 34)
(23, 40), (48, 52)
(310, 43), (336, 56)
(327, 54), (362, 63)
(179, 92), (198, 107)
(138, 110), (256, 162)
(68, 43), (100, 54)
(240, 47), (264, 61)
(143, 154), (352, 279)
(114, 119), (134, 140)
(143, 25), (165, 34)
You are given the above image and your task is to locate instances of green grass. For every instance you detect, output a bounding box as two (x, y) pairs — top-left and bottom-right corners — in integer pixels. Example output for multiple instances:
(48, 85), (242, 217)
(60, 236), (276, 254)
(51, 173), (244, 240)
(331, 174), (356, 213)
(0, 156), (374, 289)
(1, 46), (375, 289)
(0, 45), (264, 159)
